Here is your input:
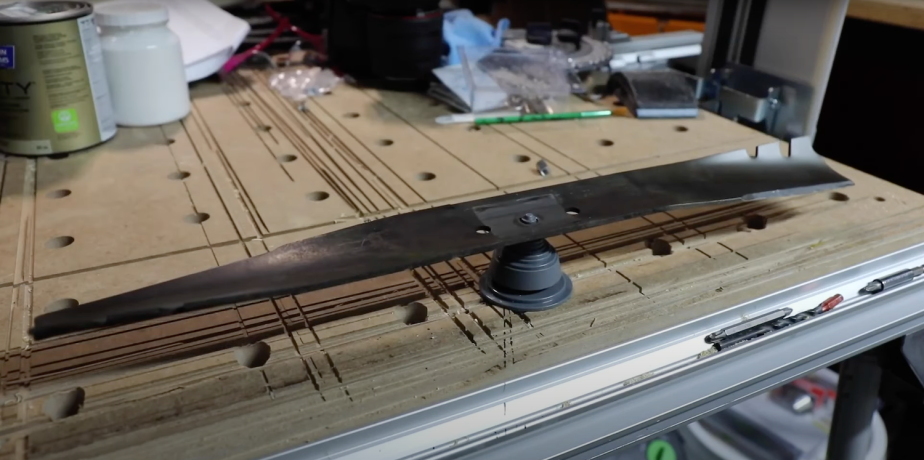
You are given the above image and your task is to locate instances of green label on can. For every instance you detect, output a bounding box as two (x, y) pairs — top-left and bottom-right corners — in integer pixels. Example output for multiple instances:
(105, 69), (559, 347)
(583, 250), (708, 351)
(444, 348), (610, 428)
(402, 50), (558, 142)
(52, 108), (79, 133)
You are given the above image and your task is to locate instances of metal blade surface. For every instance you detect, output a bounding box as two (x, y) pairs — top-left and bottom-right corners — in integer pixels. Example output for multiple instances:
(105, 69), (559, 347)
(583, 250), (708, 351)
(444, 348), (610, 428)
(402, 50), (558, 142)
(30, 138), (852, 339)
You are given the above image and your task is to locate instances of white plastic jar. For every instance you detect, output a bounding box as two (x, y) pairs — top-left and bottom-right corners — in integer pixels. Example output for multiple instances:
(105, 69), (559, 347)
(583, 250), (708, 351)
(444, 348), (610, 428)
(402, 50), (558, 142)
(95, 3), (189, 127)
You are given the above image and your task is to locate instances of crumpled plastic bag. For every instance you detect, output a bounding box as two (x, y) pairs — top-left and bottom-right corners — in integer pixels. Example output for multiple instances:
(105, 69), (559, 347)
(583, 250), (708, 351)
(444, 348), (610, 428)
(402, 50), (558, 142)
(443, 9), (509, 65)
(268, 67), (341, 101)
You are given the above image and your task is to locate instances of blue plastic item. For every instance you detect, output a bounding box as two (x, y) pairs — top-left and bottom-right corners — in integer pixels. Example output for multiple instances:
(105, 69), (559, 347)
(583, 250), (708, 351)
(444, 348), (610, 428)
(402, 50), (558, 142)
(443, 9), (509, 65)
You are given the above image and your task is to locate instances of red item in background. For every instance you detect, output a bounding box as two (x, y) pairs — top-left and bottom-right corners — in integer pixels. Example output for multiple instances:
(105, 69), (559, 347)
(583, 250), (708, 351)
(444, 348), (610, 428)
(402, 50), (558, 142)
(221, 5), (324, 75)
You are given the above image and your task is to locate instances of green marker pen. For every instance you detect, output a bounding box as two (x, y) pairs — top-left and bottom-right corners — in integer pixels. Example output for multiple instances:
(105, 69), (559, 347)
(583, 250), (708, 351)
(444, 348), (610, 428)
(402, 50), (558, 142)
(474, 109), (616, 126)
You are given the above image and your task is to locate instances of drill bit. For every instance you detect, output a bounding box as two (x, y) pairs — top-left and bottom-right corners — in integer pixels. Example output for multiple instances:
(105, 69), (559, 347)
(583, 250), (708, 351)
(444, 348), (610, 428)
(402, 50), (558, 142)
(861, 266), (924, 294)
(812, 293), (844, 314)
(537, 159), (550, 177)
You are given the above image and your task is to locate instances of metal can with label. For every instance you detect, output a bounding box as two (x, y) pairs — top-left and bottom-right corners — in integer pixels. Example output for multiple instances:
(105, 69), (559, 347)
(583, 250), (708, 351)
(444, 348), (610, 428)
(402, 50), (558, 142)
(0, 2), (116, 156)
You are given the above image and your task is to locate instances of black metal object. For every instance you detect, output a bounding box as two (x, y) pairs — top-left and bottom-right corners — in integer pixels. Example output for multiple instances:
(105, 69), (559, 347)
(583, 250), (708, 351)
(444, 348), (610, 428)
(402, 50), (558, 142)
(29, 138), (852, 340)
(326, 0), (443, 91)
(698, 0), (768, 77)
(607, 70), (699, 119)
(526, 22), (553, 45)
(557, 18), (584, 49)
(828, 353), (882, 460)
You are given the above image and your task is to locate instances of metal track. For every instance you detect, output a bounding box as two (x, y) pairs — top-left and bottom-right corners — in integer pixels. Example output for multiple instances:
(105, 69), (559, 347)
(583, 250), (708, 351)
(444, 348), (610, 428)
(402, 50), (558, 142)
(30, 137), (851, 339)
(265, 241), (924, 460)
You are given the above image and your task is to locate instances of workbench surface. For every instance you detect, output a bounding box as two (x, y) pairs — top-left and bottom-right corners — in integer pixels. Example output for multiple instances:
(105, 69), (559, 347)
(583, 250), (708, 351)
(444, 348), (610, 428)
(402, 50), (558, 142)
(2, 71), (924, 460)
(848, 0), (924, 30)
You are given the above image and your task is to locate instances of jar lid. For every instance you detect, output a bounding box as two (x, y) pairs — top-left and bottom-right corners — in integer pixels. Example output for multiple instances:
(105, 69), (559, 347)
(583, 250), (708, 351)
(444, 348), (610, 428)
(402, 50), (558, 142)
(95, 3), (169, 27)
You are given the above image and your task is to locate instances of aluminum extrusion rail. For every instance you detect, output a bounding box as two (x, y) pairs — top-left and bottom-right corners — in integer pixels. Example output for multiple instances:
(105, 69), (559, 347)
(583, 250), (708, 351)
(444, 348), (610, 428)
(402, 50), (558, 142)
(266, 242), (924, 460)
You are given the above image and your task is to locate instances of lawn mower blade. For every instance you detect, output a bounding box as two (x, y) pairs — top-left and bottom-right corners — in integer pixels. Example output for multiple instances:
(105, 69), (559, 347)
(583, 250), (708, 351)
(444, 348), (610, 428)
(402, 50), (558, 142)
(30, 138), (852, 340)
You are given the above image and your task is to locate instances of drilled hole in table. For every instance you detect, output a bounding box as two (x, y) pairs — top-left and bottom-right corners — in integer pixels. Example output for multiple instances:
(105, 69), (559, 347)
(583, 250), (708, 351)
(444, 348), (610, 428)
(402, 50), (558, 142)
(239, 101), (251, 107)
(277, 154), (297, 163)
(512, 154), (530, 163)
(378, 139), (394, 146)
(829, 192), (849, 202)
(344, 112), (360, 118)
(167, 138), (176, 145)
(649, 238), (673, 256)
(875, 196), (887, 202)
(46, 189), (71, 199)
(184, 212), (210, 224)
(476, 226), (491, 235)
(675, 126), (689, 132)
(43, 388), (84, 421)
(234, 342), (271, 368)
(394, 302), (428, 325)
(468, 125), (481, 131)
(746, 215), (768, 230)
(168, 171), (190, 180)
(307, 191), (330, 202)
(46, 298), (79, 312)
(599, 139), (614, 147)
(257, 125), (272, 132)
(46, 236), (74, 249)
(566, 207), (580, 215)
(416, 172), (436, 181)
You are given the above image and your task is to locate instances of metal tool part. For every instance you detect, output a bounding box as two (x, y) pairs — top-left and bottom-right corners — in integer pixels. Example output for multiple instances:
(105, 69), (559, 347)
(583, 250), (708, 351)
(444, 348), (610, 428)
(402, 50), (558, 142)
(503, 28), (613, 72)
(30, 137), (853, 340)
(556, 19), (583, 49)
(525, 22), (552, 45)
(699, 63), (812, 141)
(714, 324), (776, 351)
(861, 266), (924, 294)
(591, 21), (611, 43)
(711, 301), (840, 351)
(607, 31), (703, 70)
(536, 160), (550, 177)
(813, 293), (844, 314)
(710, 292), (848, 351)
(706, 308), (792, 343)
(589, 8), (611, 43)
